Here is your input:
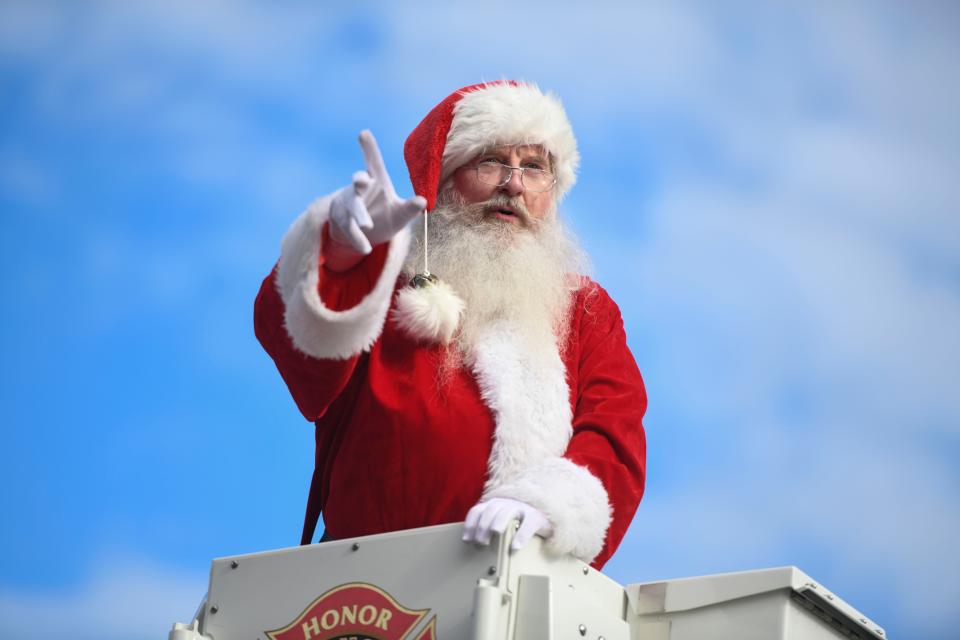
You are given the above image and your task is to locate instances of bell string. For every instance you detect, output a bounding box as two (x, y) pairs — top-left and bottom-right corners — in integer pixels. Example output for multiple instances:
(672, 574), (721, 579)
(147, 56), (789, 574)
(423, 210), (430, 277)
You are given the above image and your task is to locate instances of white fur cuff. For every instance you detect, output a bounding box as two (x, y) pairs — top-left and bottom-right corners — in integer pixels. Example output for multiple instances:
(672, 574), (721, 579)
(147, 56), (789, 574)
(275, 195), (410, 360)
(484, 457), (612, 564)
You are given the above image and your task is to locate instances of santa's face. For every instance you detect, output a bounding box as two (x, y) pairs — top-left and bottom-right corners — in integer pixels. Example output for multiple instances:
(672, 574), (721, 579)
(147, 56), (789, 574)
(406, 172), (585, 363)
(451, 144), (555, 223)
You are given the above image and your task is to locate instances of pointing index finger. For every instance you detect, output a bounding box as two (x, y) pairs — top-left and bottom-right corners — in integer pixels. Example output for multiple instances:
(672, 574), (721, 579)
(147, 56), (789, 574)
(358, 130), (389, 184)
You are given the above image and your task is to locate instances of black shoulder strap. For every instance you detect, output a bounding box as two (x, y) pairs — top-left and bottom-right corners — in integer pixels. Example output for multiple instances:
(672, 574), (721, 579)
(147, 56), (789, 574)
(300, 463), (324, 545)
(299, 353), (369, 545)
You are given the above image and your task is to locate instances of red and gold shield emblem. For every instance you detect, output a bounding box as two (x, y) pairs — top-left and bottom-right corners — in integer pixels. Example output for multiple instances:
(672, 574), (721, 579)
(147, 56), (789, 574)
(265, 582), (435, 640)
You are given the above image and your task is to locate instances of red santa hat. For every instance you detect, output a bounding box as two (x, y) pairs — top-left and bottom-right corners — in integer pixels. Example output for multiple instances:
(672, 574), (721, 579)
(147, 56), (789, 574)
(404, 81), (580, 211)
(394, 81), (580, 346)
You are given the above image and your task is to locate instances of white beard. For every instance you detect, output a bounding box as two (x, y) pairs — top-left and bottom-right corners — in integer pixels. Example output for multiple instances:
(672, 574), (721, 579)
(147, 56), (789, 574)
(403, 189), (589, 365)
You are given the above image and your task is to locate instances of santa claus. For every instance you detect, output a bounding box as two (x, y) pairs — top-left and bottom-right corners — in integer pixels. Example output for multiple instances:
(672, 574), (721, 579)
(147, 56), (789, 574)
(254, 81), (646, 569)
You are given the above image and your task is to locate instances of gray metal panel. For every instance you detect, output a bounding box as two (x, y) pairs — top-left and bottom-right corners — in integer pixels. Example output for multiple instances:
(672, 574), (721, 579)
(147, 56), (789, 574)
(506, 537), (629, 640)
(626, 568), (886, 640)
(652, 591), (791, 640)
(786, 595), (850, 640)
(627, 567), (802, 614)
(202, 524), (502, 640)
(185, 524), (888, 640)
(514, 575), (553, 640)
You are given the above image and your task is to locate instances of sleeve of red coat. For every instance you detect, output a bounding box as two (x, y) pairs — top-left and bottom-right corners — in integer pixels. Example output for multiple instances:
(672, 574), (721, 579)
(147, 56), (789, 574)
(566, 284), (648, 569)
(253, 194), (411, 421)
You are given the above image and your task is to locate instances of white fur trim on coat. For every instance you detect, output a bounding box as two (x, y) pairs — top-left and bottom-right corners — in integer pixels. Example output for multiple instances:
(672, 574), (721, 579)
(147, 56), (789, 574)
(441, 82), (579, 202)
(484, 457), (612, 563)
(275, 194), (410, 360)
(470, 321), (612, 563)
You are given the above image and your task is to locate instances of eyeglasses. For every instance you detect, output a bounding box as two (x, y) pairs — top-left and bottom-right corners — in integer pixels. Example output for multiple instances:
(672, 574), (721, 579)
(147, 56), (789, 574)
(471, 161), (556, 193)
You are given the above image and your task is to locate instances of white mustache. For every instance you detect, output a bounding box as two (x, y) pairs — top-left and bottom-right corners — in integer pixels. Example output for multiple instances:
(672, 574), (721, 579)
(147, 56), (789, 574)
(481, 193), (534, 226)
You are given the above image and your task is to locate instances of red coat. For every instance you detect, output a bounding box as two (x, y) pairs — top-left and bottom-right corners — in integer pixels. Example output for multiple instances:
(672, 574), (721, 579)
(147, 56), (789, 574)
(255, 196), (647, 568)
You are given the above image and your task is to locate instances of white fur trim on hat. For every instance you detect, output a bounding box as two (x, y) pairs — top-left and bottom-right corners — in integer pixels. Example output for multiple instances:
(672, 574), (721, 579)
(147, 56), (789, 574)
(275, 194), (410, 360)
(441, 82), (580, 201)
(470, 321), (611, 563)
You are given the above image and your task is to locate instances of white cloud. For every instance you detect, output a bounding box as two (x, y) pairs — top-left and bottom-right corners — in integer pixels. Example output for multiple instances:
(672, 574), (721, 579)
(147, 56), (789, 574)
(614, 426), (960, 635)
(638, 182), (960, 430)
(0, 555), (206, 640)
(0, 152), (59, 210)
(577, 4), (960, 638)
(0, 1), (63, 58)
(3, 2), (958, 638)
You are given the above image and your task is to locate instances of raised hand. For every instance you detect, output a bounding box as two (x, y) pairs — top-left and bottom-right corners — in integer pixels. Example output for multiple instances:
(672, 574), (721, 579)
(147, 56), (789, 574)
(329, 130), (427, 256)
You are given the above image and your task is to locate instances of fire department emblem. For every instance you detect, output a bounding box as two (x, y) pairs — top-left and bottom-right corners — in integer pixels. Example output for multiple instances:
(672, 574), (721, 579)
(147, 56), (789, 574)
(265, 582), (435, 640)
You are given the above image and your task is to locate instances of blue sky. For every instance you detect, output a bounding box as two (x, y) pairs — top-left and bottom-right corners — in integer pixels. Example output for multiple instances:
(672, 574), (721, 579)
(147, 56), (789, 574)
(1, 1), (958, 639)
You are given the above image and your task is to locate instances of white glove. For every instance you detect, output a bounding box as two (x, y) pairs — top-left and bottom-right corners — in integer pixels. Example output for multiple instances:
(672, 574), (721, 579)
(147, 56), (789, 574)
(329, 129), (426, 256)
(463, 498), (554, 552)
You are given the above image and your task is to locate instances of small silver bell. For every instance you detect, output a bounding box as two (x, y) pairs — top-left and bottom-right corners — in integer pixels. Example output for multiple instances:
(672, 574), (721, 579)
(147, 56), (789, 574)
(410, 272), (439, 288)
